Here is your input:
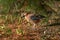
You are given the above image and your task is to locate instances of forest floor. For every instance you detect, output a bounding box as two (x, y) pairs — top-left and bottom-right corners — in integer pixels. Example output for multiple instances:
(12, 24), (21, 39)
(0, 14), (60, 40)
(0, 0), (60, 40)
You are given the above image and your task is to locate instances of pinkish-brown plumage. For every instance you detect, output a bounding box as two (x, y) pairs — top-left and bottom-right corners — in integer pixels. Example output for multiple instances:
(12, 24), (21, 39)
(23, 12), (45, 29)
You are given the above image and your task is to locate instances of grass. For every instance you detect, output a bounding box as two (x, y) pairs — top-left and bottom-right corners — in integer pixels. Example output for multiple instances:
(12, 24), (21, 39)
(0, 13), (60, 40)
(0, 8), (60, 40)
(0, 0), (60, 40)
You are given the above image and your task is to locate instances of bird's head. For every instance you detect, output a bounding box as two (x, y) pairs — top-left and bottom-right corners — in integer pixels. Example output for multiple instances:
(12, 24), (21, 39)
(22, 12), (31, 17)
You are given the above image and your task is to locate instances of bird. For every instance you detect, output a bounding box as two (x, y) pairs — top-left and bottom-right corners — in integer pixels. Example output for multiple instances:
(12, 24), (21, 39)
(22, 12), (46, 29)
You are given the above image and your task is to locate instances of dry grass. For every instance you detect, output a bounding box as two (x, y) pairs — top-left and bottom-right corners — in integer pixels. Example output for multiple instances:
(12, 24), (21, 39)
(0, 13), (60, 40)
(0, 0), (60, 40)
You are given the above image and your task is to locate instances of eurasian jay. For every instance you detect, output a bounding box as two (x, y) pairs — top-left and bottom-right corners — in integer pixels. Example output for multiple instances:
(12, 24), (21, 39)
(22, 12), (46, 29)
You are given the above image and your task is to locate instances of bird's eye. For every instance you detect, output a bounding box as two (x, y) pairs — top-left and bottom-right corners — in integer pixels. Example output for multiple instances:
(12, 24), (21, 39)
(23, 15), (25, 17)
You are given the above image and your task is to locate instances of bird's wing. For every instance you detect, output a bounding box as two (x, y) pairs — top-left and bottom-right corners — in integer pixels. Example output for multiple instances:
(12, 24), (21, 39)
(30, 15), (46, 20)
(30, 15), (40, 20)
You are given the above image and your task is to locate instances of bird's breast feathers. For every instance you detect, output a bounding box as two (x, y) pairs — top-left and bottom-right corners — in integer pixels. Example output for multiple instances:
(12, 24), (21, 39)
(25, 14), (34, 22)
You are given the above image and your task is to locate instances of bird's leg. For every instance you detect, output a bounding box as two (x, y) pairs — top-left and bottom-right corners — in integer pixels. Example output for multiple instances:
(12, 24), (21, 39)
(34, 24), (36, 27)
(32, 23), (36, 30)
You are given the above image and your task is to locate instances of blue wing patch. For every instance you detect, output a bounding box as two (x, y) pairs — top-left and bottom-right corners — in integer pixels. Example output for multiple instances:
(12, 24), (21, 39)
(30, 16), (39, 20)
(30, 15), (45, 20)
